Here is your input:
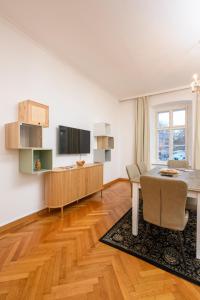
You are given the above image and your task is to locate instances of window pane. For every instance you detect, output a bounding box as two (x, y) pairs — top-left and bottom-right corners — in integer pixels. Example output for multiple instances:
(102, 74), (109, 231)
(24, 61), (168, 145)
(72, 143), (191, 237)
(173, 129), (185, 146)
(158, 130), (169, 161)
(158, 112), (169, 128)
(173, 146), (186, 160)
(159, 147), (169, 161)
(173, 110), (185, 126)
(173, 129), (186, 160)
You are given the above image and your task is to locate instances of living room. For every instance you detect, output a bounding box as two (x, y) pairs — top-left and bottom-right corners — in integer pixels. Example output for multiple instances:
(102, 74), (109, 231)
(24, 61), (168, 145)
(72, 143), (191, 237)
(0, 1), (200, 299)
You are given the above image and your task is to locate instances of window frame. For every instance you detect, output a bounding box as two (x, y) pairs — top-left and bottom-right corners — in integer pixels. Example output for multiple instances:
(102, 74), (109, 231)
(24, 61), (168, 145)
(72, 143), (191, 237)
(155, 106), (188, 163)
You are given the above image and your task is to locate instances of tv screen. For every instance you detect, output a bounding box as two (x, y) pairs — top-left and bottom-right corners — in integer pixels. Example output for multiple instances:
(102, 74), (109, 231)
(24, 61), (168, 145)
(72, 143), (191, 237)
(59, 126), (90, 154)
(80, 129), (90, 154)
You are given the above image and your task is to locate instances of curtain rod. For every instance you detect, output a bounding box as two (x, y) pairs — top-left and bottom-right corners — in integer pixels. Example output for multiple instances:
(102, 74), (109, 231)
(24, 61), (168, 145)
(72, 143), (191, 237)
(119, 85), (190, 102)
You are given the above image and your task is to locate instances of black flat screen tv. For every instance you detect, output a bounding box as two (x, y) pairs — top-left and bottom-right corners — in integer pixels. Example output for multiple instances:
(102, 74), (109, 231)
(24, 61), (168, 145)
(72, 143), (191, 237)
(58, 126), (90, 154)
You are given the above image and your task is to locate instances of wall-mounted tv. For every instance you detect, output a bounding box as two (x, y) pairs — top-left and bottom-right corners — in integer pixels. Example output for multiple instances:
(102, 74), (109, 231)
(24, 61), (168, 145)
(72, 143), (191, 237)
(58, 126), (90, 154)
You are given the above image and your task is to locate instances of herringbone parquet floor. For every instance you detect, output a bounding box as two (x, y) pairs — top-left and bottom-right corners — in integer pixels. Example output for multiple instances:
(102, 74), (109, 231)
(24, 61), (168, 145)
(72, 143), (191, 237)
(0, 182), (200, 300)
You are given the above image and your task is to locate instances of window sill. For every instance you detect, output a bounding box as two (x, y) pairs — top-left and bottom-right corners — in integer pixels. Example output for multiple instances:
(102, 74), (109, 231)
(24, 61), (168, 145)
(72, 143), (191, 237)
(151, 162), (167, 167)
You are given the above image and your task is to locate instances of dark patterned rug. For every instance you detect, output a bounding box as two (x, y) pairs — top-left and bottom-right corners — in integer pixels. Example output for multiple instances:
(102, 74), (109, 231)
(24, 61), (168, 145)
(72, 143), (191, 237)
(100, 205), (200, 286)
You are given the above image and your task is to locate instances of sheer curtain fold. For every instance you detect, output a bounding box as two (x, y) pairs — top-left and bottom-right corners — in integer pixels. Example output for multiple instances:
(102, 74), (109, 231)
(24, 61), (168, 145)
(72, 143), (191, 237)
(194, 94), (200, 169)
(134, 96), (150, 169)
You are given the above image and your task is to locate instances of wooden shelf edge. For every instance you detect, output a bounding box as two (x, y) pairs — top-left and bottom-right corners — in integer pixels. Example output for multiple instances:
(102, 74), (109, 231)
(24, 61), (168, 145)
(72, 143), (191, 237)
(32, 169), (52, 174)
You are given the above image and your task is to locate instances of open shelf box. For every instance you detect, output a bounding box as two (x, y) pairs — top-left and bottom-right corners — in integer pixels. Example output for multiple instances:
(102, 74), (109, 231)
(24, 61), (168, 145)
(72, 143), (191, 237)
(19, 148), (53, 174)
(97, 136), (114, 149)
(93, 149), (111, 163)
(94, 122), (111, 136)
(5, 122), (42, 149)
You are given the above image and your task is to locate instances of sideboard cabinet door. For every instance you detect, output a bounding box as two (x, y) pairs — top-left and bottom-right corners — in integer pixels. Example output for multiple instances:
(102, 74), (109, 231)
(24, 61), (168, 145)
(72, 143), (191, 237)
(86, 165), (103, 195)
(45, 172), (65, 208)
(70, 168), (86, 202)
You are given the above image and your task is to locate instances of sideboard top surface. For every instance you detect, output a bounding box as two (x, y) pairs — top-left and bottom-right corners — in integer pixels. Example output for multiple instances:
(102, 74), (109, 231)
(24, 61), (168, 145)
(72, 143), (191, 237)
(49, 163), (103, 173)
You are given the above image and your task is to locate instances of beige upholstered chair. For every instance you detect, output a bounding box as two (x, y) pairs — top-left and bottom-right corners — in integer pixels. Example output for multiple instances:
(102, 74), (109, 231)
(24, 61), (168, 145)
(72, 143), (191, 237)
(126, 164), (140, 182)
(167, 160), (196, 210)
(126, 164), (141, 198)
(140, 176), (188, 265)
(168, 160), (189, 169)
(137, 161), (147, 175)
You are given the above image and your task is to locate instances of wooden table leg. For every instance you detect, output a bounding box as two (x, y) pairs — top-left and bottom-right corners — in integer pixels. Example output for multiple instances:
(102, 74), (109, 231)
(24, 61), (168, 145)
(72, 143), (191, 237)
(132, 182), (139, 236)
(101, 190), (103, 198)
(61, 206), (64, 218)
(197, 193), (200, 259)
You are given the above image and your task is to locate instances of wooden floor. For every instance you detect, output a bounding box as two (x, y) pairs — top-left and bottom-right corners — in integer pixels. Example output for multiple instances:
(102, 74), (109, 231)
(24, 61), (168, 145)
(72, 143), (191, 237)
(0, 182), (200, 299)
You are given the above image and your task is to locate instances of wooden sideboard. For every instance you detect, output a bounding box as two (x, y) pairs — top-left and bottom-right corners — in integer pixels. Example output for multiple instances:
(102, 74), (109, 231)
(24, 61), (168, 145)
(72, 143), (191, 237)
(44, 163), (103, 216)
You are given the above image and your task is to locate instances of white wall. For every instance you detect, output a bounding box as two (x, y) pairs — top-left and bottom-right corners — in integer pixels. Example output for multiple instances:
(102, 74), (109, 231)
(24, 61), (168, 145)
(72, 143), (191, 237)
(119, 89), (196, 177)
(0, 18), (120, 226)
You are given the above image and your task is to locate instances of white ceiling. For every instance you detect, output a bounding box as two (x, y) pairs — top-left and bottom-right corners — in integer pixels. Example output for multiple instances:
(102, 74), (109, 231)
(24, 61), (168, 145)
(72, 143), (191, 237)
(0, 0), (200, 99)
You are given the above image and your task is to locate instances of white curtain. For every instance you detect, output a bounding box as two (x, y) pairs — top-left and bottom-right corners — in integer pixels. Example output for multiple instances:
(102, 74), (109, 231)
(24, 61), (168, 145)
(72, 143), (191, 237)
(134, 96), (150, 169)
(194, 94), (200, 169)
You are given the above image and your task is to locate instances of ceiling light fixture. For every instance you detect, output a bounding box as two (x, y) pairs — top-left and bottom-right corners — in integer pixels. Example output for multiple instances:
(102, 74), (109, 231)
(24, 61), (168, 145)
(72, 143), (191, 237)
(191, 73), (200, 93)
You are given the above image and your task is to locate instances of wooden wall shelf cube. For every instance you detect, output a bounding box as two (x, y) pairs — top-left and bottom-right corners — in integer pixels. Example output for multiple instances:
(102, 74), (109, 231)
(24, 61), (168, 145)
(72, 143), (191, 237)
(5, 122), (42, 149)
(18, 100), (49, 128)
(97, 136), (114, 149)
(94, 122), (111, 136)
(93, 149), (111, 163)
(19, 148), (53, 174)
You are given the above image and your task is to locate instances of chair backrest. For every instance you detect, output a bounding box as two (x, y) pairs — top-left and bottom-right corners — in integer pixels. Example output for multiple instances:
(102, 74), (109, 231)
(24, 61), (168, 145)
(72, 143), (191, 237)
(137, 161), (147, 175)
(140, 176), (188, 231)
(168, 160), (189, 169)
(126, 164), (140, 181)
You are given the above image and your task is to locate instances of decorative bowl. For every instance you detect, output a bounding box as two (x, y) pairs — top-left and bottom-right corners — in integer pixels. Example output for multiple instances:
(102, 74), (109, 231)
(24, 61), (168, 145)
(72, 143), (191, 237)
(160, 168), (179, 177)
(76, 160), (85, 167)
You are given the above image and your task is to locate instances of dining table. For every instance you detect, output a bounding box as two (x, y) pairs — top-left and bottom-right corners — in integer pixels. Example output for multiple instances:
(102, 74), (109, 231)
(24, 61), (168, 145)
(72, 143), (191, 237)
(132, 167), (200, 259)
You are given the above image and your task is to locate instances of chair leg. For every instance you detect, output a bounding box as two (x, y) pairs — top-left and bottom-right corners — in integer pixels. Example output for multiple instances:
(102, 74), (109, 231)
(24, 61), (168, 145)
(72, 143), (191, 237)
(130, 182), (132, 198)
(177, 231), (186, 268)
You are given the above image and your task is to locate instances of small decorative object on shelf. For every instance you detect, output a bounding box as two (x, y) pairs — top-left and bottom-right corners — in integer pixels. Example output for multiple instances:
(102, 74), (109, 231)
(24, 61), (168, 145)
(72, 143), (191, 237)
(35, 159), (41, 171)
(76, 160), (85, 167)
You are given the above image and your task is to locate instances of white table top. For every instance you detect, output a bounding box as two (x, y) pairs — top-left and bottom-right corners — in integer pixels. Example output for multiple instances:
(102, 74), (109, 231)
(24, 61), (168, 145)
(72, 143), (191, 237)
(132, 167), (200, 193)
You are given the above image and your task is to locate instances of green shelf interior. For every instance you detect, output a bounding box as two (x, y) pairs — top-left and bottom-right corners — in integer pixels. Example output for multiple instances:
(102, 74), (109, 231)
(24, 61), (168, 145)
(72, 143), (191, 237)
(33, 150), (52, 172)
(19, 148), (53, 174)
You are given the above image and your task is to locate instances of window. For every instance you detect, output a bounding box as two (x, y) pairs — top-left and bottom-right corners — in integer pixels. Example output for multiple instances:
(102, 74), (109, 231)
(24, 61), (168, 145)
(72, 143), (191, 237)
(156, 108), (187, 162)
